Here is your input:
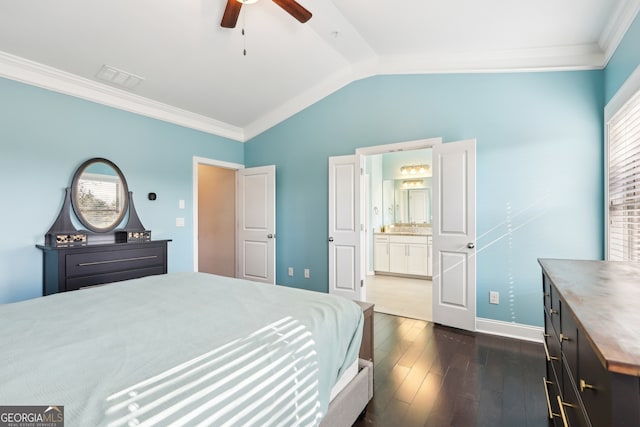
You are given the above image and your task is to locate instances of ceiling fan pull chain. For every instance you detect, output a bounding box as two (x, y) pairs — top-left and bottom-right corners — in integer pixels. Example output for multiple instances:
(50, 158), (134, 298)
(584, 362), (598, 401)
(242, 28), (246, 56)
(242, 9), (247, 56)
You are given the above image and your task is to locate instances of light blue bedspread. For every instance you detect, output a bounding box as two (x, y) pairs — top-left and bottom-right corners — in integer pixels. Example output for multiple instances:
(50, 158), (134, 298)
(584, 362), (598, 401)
(0, 272), (363, 426)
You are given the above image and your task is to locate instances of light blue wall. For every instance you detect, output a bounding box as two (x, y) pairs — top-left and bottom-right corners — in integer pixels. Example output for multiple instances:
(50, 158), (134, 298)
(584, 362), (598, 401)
(8, 16), (640, 326)
(245, 71), (604, 327)
(605, 12), (640, 103)
(0, 77), (244, 304)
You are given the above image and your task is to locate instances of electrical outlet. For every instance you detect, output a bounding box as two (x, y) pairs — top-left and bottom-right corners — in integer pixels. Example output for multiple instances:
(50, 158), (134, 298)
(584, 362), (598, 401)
(304, 269), (310, 279)
(489, 291), (499, 304)
(176, 217), (185, 227)
(288, 267), (293, 277)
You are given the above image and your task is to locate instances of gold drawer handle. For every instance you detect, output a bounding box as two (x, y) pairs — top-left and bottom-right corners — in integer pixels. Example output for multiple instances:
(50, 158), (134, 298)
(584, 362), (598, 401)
(560, 333), (570, 342)
(557, 395), (576, 427)
(580, 378), (596, 392)
(542, 377), (560, 420)
(543, 340), (559, 362)
(549, 308), (558, 315)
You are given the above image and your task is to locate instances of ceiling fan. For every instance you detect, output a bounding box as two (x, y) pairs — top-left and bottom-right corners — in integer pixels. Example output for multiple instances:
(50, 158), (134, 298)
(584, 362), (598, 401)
(221, 0), (312, 28)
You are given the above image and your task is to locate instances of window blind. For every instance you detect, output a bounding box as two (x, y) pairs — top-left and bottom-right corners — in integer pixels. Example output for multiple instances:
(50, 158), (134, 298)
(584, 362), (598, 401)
(608, 89), (640, 261)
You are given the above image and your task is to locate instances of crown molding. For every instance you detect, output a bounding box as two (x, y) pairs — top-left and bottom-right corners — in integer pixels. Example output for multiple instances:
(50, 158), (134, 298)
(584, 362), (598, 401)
(0, 19), (632, 144)
(0, 51), (245, 141)
(599, 0), (640, 65)
(376, 44), (605, 75)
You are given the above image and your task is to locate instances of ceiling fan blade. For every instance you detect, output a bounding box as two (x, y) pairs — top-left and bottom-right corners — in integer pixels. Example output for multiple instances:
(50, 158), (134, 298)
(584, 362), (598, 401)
(272, 0), (312, 23)
(221, 0), (242, 28)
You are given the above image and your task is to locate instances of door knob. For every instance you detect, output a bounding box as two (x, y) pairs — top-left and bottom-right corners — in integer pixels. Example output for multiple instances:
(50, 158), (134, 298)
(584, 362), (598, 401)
(467, 242), (475, 249)
(328, 237), (334, 242)
(267, 234), (274, 239)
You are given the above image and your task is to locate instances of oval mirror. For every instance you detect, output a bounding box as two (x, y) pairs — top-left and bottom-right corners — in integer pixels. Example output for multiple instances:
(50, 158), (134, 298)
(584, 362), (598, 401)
(71, 158), (128, 232)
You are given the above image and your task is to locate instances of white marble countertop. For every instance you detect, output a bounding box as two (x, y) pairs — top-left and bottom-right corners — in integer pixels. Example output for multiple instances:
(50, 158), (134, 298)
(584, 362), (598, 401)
(374, 230), (432, 236)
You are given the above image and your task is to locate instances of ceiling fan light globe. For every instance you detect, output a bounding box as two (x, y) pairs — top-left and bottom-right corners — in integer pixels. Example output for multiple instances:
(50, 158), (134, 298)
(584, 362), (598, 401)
(237, 0), (259, 4)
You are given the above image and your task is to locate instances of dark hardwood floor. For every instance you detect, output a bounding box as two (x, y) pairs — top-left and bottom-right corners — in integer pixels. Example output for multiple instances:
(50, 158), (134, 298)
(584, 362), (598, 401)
(353, 313), (549, 427)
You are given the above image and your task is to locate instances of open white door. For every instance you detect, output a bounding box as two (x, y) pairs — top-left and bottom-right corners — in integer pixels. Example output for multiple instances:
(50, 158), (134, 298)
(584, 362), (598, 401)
(237, 165), (276, 284)
(432, 139), (476, 331)
(328, 155), (363, 301)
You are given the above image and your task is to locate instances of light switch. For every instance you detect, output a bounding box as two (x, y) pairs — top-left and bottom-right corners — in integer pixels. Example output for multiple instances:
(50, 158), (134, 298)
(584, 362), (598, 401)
(179, 199), (185, 209)
(176, 217), (185, 227)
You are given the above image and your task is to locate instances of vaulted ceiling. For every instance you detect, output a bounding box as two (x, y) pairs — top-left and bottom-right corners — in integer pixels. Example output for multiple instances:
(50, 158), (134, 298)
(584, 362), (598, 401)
(0, 0), (638, 141)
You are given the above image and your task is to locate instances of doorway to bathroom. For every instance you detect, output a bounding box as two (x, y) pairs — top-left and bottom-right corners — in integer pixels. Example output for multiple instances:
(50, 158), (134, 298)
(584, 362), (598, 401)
(363, 148), (433, 321)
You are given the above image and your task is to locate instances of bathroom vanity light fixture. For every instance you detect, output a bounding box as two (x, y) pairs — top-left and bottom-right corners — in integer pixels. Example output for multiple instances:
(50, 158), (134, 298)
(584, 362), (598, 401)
(400, 164), (429, 175)
(402, 179), (424, 187)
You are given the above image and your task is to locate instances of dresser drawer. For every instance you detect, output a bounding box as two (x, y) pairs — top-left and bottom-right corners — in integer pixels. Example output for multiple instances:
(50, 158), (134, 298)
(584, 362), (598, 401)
(66, 245), (165, 277)
(578, 332), (612, 427)
(561, 366), (590, 427)
(543, 272), (552, 312)
(550, 289), (562, 336)
(39, 240), (170, 296)
(561, 306), (579, 386)
(66, 266), (165, 290)
(544, 316), (563, 387)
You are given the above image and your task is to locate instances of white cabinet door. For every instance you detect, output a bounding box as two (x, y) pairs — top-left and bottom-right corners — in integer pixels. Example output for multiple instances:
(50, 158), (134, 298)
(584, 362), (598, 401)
(389, 235), (429, 276)
(374, 239), (390, 272)
(389, 242), (406, 274)
(407, 243), (428, 276)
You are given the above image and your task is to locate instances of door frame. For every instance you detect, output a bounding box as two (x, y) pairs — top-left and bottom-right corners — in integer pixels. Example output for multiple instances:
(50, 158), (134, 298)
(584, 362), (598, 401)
(192, 156), (244, 272)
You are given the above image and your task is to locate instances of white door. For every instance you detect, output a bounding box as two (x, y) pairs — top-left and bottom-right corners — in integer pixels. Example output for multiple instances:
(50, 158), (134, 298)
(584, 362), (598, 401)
(237, 165), (276, 284)
(328, 155), (362, 301)
(432, 139), (476, 331)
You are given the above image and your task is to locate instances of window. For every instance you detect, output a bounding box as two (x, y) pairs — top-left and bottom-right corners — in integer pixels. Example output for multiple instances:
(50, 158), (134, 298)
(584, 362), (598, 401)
(607, 89), (640, 261)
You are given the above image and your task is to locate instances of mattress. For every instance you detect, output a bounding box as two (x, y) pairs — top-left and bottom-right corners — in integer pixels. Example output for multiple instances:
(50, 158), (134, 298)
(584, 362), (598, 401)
(0, 272), (364, 426)
(329, 358), (358, 402)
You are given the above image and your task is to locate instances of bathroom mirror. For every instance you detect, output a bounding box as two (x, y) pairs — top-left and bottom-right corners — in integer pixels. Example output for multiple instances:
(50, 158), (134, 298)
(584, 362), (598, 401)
(71, 158), (128, 232)
(394, 179), (432, 224)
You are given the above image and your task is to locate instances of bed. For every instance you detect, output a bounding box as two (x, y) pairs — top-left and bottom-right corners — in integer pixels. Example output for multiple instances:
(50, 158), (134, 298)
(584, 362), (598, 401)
(0, 272), (373, 426)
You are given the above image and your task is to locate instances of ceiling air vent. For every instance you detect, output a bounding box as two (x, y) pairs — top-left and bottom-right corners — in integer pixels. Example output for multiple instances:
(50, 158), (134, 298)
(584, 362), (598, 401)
(95, 65), (144, 90)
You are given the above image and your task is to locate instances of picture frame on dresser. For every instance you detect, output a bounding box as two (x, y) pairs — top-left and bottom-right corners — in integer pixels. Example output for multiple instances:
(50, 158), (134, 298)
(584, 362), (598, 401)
(38, 158), (171, 295)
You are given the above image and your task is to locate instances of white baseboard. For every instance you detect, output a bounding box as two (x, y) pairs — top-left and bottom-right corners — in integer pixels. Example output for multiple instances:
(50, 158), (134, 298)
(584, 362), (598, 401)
(475, 317), (543, 343)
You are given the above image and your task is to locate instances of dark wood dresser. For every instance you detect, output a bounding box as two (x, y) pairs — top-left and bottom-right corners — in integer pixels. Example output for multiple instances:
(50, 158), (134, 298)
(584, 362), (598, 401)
(37, 240), (171, 295)
(354, 301), (375, 363)
(539, 258), (640, 427)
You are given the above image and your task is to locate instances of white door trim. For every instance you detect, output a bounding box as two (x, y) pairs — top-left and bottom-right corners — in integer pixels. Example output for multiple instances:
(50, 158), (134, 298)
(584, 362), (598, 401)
(355, 138), (442, 156)
(192, 156), (244, 272)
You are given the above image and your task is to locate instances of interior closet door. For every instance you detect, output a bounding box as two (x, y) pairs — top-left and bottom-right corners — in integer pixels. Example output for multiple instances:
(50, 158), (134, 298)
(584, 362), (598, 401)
(237, 165), (276, 284)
